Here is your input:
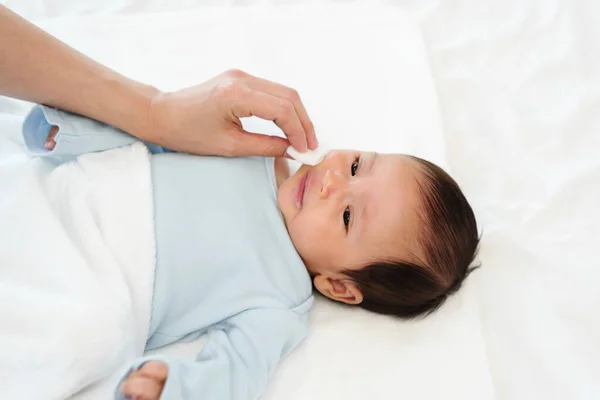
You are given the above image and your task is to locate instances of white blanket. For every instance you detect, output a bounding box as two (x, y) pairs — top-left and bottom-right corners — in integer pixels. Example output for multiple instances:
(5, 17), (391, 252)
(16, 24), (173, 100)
(0, 116), (155, 399)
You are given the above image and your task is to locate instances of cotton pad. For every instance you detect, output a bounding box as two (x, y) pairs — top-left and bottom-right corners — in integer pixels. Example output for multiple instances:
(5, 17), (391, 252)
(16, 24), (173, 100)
(286, 144), (329, 166)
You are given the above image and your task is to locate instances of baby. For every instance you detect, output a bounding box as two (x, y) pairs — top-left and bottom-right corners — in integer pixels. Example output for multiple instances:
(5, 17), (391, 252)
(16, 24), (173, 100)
(25, 105), (479, 399)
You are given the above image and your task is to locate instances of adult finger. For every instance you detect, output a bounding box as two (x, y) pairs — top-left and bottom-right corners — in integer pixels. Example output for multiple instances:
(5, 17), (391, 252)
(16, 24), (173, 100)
(230, 87), (307, 152)
(227, 129), (290, 157)
(121, 376), (162, 400)
(246, 77), (318, 150)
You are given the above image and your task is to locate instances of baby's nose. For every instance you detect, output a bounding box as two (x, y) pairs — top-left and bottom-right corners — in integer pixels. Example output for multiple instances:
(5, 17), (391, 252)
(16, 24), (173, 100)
(319, 169), (347, 199)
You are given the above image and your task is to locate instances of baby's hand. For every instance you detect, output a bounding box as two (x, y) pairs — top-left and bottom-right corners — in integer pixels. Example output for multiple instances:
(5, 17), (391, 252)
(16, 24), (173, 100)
(121, 361), (168, 400)
(45, 125), (59, 150)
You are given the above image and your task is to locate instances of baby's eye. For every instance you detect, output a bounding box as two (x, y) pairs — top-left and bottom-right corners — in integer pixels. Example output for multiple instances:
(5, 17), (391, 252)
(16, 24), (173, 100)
(343, 207), (351, 229)
(351, 159), (360, 176)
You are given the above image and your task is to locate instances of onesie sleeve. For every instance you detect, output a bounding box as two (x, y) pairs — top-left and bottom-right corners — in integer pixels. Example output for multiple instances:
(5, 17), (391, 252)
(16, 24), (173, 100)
(21, 105), (170, 161)
(114, 308), (309, 400)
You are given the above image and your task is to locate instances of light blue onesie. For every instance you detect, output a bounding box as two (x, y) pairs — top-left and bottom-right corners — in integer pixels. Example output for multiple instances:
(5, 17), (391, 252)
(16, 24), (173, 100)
(22, 105), (314, 400)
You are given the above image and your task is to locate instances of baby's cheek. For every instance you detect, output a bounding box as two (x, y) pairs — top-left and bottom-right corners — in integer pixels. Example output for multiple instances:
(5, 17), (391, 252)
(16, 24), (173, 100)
(291, 214), (332, 259)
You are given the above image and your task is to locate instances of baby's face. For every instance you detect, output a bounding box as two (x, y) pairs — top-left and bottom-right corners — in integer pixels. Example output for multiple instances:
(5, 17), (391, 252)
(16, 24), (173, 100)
(278, 150), (425, 296)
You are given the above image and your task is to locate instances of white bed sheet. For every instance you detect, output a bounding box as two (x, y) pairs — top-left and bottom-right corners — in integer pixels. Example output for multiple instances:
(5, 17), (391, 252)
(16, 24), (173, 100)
(417, 2), (600, 399)
(2, 1), (599, 399)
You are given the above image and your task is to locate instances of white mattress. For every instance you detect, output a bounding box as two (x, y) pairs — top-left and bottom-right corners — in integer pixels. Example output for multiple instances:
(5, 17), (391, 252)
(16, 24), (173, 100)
(2, 1), (599, 399)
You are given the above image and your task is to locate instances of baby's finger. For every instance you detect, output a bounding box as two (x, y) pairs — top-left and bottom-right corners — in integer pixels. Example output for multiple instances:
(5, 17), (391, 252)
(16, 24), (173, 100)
(139, 361), (168, 382)
(45, 125), (59, 150)
(121, 376), (162, 400)
(126, 369), (144, 380)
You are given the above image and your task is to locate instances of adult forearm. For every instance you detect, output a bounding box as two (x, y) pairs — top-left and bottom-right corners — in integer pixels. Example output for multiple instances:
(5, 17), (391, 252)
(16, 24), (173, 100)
(0, 5), (158, 139)
(0, 5), (318, 157)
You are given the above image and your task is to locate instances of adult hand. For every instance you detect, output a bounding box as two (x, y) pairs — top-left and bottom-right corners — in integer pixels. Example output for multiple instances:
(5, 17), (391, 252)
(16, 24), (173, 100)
(142, 69), (318, 157)
(1, 8), (316, 157)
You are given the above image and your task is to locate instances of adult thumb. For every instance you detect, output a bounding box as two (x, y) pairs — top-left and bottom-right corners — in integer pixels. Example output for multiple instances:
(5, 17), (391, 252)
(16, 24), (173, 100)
(234, 130), (290, 157)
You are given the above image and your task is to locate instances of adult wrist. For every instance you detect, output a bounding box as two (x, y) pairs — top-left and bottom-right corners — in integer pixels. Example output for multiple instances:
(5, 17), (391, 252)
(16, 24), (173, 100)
(116, 79), (162, 143)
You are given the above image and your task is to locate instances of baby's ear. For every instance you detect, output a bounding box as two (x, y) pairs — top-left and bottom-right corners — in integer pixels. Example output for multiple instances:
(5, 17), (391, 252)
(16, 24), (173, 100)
(313, 275), (363, 305)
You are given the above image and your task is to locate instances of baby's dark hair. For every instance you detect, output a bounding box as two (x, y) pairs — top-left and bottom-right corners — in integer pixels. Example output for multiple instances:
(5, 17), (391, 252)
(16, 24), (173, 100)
(344, 157), (480, 319)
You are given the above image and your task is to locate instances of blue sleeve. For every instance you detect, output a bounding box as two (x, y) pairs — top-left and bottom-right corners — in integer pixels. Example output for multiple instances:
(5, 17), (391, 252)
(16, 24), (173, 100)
(115, 308), (308, 400)
(21, 105), (170, 161)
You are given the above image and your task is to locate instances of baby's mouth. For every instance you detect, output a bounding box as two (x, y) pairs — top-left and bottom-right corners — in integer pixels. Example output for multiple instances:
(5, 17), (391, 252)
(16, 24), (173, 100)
(296, 171), (310, 209)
